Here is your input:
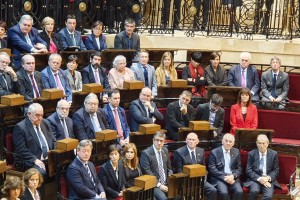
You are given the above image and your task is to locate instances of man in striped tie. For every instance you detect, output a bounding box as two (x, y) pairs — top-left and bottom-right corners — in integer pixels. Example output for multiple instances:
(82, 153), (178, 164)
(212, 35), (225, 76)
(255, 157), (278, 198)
(140, 131), (173, 200)
(66, 140), (106, 199)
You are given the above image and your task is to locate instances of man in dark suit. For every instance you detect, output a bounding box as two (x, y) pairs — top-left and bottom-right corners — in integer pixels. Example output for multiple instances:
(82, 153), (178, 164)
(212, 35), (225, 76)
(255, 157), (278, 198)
(102, 89), (130, 147)
(140, 131), (173, 200)
(208, 133), (243, 200)
(244, 134), (280, 200)
(165, 90), (194, 140)
(7, 14), (47, 69)
(13, 103), (55, 177)
(228, 52), (260, 100)
(129, 87), (164, 131)
(47, 99), (74, 140)
(173, 132), (217, 200)
(261, 56), (289, 109)
(41, 53), (72, 102)
(0, 52), (18, 98)
(131, 50), (157, 96)
(17, 54), (43, 102)
(114, 18), (140, 51)
(195, 93), (225, 141)
(66, 140), (106, 199)
(73, 93), (109, 141)
(58, 14), (87, 50)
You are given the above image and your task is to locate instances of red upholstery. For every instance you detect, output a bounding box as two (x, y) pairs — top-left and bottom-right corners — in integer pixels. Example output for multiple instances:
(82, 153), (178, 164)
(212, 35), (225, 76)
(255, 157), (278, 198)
(272, 138), (300, 145)
(288, 74), (300, 100)
(5, 132), (14, 165)
(60, 176), (68, 199)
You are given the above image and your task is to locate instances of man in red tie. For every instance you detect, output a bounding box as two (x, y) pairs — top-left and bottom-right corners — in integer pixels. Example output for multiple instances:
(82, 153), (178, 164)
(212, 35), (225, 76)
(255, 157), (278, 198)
(102, 89), (130, 147)
(17, 54), (43, 102)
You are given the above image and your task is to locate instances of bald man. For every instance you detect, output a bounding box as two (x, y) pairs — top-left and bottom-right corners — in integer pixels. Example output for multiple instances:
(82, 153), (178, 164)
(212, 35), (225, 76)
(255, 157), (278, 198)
(173, 132), (217, 200)
(244, 134), (280, 200)
(17, 54), (43, 102)
(129, 87), (163, 131)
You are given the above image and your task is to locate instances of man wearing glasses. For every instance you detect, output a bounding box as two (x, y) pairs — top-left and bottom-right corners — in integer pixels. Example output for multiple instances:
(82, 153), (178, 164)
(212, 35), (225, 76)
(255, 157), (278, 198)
(140, 131), (173, 200)
(0, 52), (18, 98)
(72, 93), (109, 141)
(47, 99), (74, 140)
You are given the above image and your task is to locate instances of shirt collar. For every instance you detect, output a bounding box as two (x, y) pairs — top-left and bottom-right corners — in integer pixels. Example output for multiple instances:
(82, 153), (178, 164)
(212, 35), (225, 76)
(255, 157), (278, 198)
(222, 146), (230, 154)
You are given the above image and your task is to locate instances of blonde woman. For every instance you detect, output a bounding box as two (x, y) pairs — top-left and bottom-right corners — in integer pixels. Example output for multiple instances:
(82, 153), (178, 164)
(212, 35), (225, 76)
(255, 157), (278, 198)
(21, 168), (43, 200)
(155, 51), (177, 86)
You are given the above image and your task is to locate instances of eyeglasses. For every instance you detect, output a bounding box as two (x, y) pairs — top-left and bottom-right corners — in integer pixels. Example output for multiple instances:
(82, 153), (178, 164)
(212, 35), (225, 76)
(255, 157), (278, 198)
(86, 102), (98, 106)
(154, 138), (164, 143)
(0, 60), (10, 65)
(58, 107), (69, 110)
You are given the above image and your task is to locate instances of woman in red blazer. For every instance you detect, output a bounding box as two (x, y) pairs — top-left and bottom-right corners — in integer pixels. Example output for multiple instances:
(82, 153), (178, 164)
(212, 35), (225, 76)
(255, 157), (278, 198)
(230, 88), (258, 134)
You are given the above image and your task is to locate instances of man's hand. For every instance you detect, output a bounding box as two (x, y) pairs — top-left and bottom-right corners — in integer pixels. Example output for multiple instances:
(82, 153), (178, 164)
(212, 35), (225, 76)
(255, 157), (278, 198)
(224, 175), (235, 185)
(32, 48), (48, 53)
(180, 104), (187, 114)
(159, 185), (168, 193)
(118, 191), (123, 196)
(5, 66), (17, 80)
(258, 176), (270, 185)
(34, 159), (45, 171)
(34, 43), (47, 50)
(143, 101), (154, 111)
(99, 192), (106, 198)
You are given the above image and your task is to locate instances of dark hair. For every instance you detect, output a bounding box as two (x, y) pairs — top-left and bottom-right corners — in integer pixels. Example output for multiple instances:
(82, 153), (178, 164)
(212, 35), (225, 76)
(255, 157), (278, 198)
(67, 55), (78, 63)
(191, 52), (202, 63)
(211, 93), (223, 106)
(0, 21), (7, 32)
(122, 143), (139, 169)
(90, 51), (102, 59)
(92, 21), (103, 29)
(108, 144), (121, 156)
(65, 14), (76, 22)
(210, 51), (221, 60)
(107, 89), (120, 98)
(237, 88), (252, 106)
(1, 176), (24, 198)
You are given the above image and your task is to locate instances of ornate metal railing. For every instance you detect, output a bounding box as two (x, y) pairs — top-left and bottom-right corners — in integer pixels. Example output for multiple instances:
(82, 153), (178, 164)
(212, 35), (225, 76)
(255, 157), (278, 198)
(0, 0), (299, 40)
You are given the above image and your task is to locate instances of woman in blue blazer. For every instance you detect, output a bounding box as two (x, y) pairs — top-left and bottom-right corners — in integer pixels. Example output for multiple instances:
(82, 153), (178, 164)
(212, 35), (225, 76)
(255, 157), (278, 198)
(85, 21), (107, 52)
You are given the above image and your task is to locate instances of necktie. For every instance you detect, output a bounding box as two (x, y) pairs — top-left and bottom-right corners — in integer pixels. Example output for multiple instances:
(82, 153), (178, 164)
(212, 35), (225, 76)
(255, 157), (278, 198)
(271, 74), (278, 98)
(25, 34), (33, 47)
(1, 74), (8, 91)
(34, 191), (40, 200)
(91, 114), (102, 133)
(241, 70), (246, 88)
(224, 151), (231, 174)
(70, 34), (76, 46)
(85, 163), (95, 186)
(191, 151), (197, 164)
(29, 74), (40, 97)
(54, 73), (63, 90)
(94, 69), (100, 84)
(259, 154), (264, 175)
(113, 108), (124, 140)
(143, 66), (149, 86)
(61, 118), (69, 138)
(35, 126), (48, 159)
(157, 151), (166, 184)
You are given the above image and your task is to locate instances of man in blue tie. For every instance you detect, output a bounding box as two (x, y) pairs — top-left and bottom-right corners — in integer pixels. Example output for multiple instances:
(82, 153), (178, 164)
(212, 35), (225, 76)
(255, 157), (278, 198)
(173, 132), (217, 200)
(244, 134), (280, 200)
(13, 103), (55, 177)
(208, 133), (243, 200)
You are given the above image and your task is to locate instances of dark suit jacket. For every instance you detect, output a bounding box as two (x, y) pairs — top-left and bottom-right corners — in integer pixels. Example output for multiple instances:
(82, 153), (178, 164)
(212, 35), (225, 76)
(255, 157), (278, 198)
(228, 64), (260, 100)
(46, 112), (74, 140)
(13, 117), (55, 169)
(72, 107), (109, 141)
(230, 103), (258, 134)
(208, 146), (242, 186)
(195, 102), (225, 135)
(205, 64), (228, 86)
(66, 157), (105, 199)
(20, 188), (40, 200)
(129, 99), (164, 132)
(102, 104), (130, 141)
(58, 28), (86, 50)
(98, 160), (125, 199)
(114, 31), (140, 51)
(7, 25), (47, 69)
(0, 38), (7, 49)
(181, 65), (207, 87)
(140, 146), (173, 184)
(130, 63), (157, 96)
(173, 146), (205, 173)
(39, 30), (63, 52)
(17, 68), (43, 101)
(81, 64), (110, 90)
(0, 72), (18, 97)
(84, 34), (107, 52)
(165, 101), (194, 140)
(261, 70), (289, 101)
(41, 67), (72, 102)
(244, 148), (281, 189)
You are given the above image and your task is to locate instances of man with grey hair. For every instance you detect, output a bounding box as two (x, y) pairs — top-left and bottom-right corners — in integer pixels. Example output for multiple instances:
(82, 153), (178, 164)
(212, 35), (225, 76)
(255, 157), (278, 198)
(66, 140), (106, 199)
(7, 14), (47, 69)
(47, 99), (74, 140)
(0, 52), (18, 97)
(72, 93), (109, 140)
(17, 54), (43, 102)
(261, 56), (289, 109)
(244, 134), (280, 200)
(41, 53), (72, 102)
(228, 52), (260, 100)
(13, 103), (55, 177)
